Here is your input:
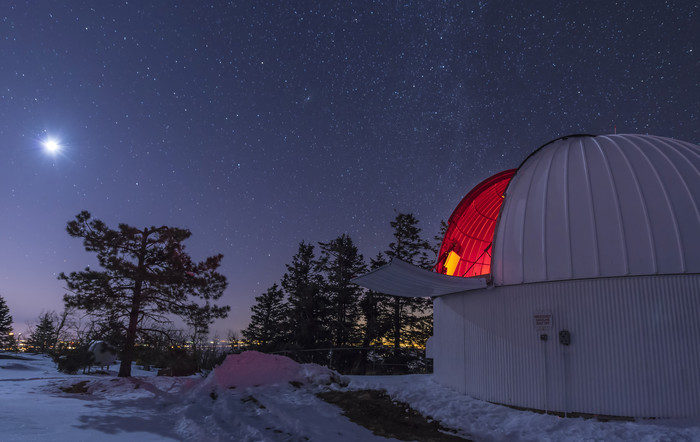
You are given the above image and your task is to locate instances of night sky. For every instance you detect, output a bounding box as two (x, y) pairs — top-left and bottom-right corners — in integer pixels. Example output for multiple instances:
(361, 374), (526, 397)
(1, 1), (697, 336)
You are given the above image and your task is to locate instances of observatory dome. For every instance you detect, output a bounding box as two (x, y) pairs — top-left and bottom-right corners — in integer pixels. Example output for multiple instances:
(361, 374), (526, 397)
(492, 134), (700, 286)
(435, 169), (515, 278)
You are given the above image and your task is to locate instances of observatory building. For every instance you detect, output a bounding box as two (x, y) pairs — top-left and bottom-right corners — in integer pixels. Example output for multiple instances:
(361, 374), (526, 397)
(354, 134), (700, 418)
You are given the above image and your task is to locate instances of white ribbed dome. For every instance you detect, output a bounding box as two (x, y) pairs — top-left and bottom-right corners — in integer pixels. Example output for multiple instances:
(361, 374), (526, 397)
(492, 134), (700, 286)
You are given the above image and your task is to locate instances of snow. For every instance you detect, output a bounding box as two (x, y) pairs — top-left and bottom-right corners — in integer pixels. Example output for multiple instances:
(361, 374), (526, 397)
(204, 351), (345, 389)
(1, 351), (699, 441)
(350, 375), (700, 442)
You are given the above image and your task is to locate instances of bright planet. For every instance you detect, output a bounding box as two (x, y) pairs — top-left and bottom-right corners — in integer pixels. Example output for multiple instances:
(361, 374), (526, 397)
(42, 138), (61, 153)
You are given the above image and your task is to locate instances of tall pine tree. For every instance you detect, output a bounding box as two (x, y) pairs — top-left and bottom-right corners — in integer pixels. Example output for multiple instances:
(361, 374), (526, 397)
(357, 253), (393, 373)
(242, 284), (288, 352)
(0, 295), (14, 350)
(316, 234), (366, 348)
(281, 241), (328, 352)
(59, 211), (230, 377)
(360, 253), (392, 347)
(385, 213), (434, 348)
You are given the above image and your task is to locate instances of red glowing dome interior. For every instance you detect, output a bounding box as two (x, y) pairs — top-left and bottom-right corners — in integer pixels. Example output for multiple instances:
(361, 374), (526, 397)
(436, 169), (516, 277)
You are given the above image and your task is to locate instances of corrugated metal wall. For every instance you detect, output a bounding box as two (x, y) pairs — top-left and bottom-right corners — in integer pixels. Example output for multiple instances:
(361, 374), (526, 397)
(433, 294), (466, 394)
(432, 274), (700, 417)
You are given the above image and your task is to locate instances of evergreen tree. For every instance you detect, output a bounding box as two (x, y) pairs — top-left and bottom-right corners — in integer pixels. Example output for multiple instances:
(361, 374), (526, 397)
(316, 234), (366, 348)
(29, 312), (57, 353)
(91, 310), (127, 351)
(360, 253), (392, 346)
(385, 213), (434, 348)
(0, 295), (14, 350)
(358, 253), (393, 373)
(242, 284), (288, 352)
(59, 211), (230, 377)
(388, 213), (433, 270)
(432, 219), (449, 267)
(281, 241), (328, 352)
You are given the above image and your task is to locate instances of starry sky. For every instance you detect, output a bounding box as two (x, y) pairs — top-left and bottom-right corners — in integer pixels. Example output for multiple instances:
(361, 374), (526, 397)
(1, 1), (697, 337)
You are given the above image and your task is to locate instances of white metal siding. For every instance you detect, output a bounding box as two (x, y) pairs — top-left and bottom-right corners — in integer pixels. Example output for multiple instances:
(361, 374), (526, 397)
(432, 294), (466, 394)
(432, 274), (700, 417)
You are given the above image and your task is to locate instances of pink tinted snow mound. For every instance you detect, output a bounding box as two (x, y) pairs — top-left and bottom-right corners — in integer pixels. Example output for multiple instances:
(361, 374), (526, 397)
(210, 351), (338, 389)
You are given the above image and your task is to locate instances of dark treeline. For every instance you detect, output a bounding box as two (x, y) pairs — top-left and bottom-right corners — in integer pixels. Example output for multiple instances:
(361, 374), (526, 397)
(2, 211), (448, 377)
(242, 212), (447, 374)
(14, 307), (236, 376)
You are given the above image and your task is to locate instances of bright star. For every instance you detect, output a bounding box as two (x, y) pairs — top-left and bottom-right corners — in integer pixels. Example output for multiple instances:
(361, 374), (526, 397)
(42, 137), (61, 154)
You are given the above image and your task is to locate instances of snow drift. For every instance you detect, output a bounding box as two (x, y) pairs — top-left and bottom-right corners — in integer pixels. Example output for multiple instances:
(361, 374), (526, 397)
(203, 351), (346, 390)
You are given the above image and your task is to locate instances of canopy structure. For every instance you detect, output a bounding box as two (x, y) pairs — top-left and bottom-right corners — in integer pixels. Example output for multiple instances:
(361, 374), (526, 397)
(351, 258), (487, 297)
(435, 169), (516, 277)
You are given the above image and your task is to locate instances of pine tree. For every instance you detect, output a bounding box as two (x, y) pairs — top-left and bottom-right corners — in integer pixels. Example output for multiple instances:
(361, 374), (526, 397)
(242, 284), (288, 352)
(360, 253), (392, 346)
(59, 211), (230, 377)
(316, 234), (366, 348)
(358, 253), (393, 373)
(0, 295), (14, 350)
(388, 213), (433, 270)
(385, 213), (434, 348)
(432, 219), (449, 267)
(29, 312), (57, 353)
(282, 241), (328, 352)
(91, 310), (127, 351)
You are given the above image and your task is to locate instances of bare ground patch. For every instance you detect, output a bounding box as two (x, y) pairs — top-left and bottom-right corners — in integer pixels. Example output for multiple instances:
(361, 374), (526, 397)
(317, 389), (471, 441)
(59, 380), (90, 394)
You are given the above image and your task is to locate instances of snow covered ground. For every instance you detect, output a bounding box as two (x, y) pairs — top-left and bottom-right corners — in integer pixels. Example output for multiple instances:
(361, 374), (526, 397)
(1, 351), (699, 441)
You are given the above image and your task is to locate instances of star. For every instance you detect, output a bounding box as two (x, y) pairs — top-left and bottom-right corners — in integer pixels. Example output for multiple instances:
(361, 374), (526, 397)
(42, 137), (62, 154)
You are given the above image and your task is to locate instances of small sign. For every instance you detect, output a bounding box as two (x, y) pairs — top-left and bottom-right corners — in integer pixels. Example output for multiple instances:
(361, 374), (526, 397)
(534, 311), (552, 331)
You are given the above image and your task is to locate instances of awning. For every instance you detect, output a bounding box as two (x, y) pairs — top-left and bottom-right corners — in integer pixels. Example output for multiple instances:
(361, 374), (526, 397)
(351, 258), (488, 298)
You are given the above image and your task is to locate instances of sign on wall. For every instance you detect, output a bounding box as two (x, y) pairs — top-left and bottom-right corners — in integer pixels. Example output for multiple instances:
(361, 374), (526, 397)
(534, 310), (552, 331)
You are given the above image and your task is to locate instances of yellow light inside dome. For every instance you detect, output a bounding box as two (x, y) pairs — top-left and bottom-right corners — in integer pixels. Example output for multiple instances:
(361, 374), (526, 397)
(444, 251), (461, 276)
